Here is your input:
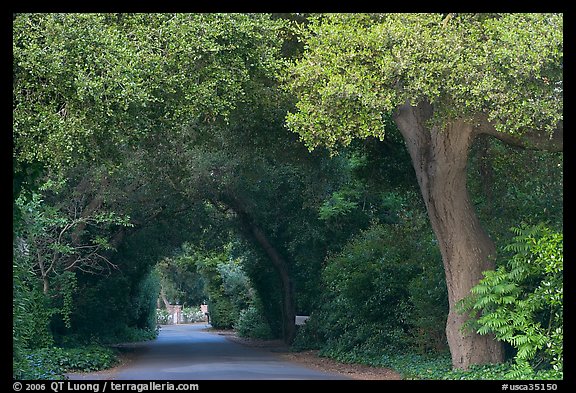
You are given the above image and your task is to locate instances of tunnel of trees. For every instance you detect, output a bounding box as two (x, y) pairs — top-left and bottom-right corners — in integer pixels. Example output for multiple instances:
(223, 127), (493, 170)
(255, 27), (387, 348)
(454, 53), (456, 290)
(13, 13), (562, 380)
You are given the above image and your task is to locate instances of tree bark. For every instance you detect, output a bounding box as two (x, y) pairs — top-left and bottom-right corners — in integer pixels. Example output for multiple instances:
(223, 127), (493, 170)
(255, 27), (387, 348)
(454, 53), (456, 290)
(394, 101), (504, 369)
(160, 287), (171, 309)
(37, 250), (50, 294)
(221, 196), (297, 345)
(247, 222), (297, 345)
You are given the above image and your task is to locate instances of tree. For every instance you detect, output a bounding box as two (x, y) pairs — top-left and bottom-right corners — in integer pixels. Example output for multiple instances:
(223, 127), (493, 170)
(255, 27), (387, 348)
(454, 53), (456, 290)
(12, 13), (153, 193)
(13, 12), (295, 342)
(15, 184), (132, 295)
(13, 13), (286, 196)
(284, 13), (562, 369)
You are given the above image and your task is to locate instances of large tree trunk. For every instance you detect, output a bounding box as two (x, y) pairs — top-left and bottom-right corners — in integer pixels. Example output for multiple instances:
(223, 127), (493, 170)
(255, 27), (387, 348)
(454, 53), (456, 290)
(394, 101), (504, 369)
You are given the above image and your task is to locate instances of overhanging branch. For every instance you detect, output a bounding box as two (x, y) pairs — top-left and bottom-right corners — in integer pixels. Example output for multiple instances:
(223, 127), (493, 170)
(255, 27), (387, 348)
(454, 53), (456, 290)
(475, 116), (563, 152)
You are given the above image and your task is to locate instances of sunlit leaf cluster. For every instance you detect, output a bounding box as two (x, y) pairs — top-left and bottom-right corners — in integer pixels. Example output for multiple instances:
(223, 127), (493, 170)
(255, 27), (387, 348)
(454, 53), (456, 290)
(284, 13), (562, 152)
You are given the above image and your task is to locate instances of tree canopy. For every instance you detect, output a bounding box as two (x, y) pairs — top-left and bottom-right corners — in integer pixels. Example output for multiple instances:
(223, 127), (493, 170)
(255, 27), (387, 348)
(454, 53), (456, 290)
(285, 13), (562, 151)
(13, 13), (562, 379)
(13, 13), (286, 193)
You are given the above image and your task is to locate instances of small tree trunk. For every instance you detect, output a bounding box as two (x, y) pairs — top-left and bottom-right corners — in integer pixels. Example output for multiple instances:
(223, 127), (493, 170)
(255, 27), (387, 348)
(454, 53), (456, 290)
(37, 250), (50, 294)
(42, 275), (49, 294)
(221, 195), (297, 345)
(394, 102), (504, 369)
(160, 288), (171, 309)
(248, 223), (297, 345)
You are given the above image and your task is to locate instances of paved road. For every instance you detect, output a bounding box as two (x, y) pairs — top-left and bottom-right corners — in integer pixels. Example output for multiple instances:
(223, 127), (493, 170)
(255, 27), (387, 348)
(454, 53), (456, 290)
(68, 324), (349, 380)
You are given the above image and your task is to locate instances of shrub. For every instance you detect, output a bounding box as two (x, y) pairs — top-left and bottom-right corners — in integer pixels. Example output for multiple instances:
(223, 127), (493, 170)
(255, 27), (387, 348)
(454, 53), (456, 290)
(298, 221), (447, 356)
(235, 303), (273, 339)
(407, 257), (449, 353)
(13, 250), (55, 359)
(182, 306), (206, 323)
(208, 296), (238, 329)
(291, 314), (322, 351)
(460, 223), (563, 379)
(157, 308), (172, 325)
(194, 250), (241, 329)
(131, 269), (161, 331)
(218, 260), (252, 312)
(114, 326), (158, 343)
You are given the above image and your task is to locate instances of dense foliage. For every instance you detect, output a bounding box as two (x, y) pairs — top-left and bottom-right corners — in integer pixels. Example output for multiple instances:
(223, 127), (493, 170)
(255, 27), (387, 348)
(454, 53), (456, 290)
(156, 253), (206, 308)
(293, 193), (448, 353)
(284, 13), (562, 152)
(156, 242), (276, 338)
(460, 224), (563, 379)
(13, 13), (562, 380)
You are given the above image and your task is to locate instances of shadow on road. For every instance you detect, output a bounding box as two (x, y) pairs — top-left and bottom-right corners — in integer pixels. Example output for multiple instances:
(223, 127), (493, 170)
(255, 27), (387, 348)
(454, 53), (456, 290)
(68, 323), (350, 380)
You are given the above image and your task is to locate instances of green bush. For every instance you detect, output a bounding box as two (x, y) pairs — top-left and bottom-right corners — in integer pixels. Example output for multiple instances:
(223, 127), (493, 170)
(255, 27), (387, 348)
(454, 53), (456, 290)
(131, 269), (161, 331)
(407, 257), (449, 353)
(13, 250), (55, 356)
(218, 259), (252, 312)
(319, 225), (416, 349)
(194, 246), (255, 329)
(460, 223), (563, 379)
(296, 220), (447, 356)
(291, 315), (322, 351)
(208, 296), (238, 329)
(235, 303), (273, 339)
(114, 326), (158, 343)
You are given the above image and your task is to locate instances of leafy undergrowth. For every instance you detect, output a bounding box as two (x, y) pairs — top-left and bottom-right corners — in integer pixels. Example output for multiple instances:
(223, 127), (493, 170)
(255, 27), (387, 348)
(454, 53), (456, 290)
(319, 349), (563, 380)
(13, 346), (119, 380)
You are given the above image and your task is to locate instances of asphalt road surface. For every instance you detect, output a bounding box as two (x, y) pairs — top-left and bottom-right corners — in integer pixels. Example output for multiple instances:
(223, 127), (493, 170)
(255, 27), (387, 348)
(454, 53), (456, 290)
(68, 324), (349, 380)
